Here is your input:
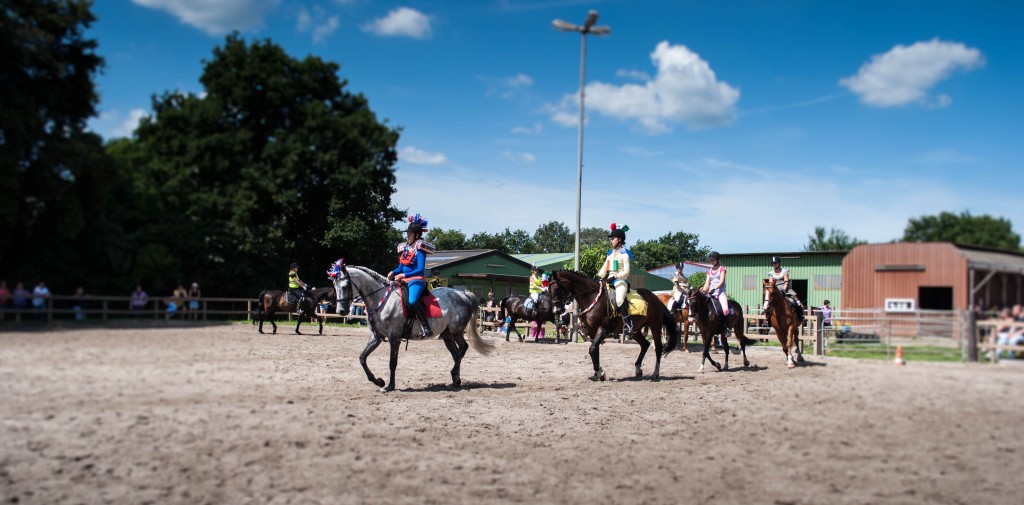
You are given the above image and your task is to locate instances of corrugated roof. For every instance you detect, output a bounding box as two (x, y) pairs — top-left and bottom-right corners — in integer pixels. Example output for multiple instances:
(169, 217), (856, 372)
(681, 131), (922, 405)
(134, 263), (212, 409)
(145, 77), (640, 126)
(514, 253), (574, 268)
(958, 246), (1024, 274)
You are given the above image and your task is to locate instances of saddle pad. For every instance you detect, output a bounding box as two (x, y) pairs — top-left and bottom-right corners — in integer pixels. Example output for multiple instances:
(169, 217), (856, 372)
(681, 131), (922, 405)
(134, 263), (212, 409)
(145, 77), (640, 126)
(627, 293), (648, 317)
(397, 289), (443, 319)
(286, 292), (300, 305)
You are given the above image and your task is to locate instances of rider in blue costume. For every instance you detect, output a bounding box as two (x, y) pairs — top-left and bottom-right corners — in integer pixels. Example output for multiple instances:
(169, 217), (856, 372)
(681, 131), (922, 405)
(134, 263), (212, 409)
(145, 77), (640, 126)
(387, 214), (435, 337)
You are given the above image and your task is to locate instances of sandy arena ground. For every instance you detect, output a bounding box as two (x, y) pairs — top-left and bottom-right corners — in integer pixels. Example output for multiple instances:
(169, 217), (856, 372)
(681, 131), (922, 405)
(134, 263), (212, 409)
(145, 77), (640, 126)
(2, 323), (1023, 505)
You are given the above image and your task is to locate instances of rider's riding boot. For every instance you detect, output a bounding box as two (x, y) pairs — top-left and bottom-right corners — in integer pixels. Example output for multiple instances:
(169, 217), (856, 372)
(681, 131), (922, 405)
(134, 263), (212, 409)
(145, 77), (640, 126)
(296, 297), (306, 317)
(413, 299), (433, 337)
(619, 302), (634, 334)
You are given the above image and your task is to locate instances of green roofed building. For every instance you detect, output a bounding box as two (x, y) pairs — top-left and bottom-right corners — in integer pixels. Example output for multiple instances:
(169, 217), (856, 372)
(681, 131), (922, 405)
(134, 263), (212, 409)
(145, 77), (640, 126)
(425, 249), (532, 300)
(718, 250), (848, 312)
(514, 253), (673, 292)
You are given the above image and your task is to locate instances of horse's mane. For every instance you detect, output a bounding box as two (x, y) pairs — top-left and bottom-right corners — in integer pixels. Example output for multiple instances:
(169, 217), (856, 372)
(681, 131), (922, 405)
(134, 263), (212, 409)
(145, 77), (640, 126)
(348, 265), (388, 284)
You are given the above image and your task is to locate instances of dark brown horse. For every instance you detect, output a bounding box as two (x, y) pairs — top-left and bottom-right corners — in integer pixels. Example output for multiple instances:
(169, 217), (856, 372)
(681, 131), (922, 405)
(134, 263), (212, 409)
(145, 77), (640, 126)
(686, 288), (753, 371)
(497, 293), (556, 342)
(762, 278), (806, 368)
(255, 286), (335, 335)
(655, 291), (692, 351)
(547, 270), (680, 381)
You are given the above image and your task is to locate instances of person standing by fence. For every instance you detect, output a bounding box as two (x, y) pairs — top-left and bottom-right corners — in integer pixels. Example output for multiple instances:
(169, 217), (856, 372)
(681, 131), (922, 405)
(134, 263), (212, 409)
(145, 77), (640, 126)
(32, 281), (50, 320)
(0, 281), (9, 319)
(187, 282), (201, 320)
(821, 300), (833, 327)
(72, 287), (86, 321)
(130, 286), (148, 312)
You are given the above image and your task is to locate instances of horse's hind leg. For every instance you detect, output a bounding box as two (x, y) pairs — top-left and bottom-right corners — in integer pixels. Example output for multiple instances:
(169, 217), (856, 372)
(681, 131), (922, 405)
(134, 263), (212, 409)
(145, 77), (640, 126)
(359, 334), (386, 388)
(383, 335), (402, 393)
(720, 331), (731, 370)
(440, 330), (463, 387)
(700, 333), (721, 372)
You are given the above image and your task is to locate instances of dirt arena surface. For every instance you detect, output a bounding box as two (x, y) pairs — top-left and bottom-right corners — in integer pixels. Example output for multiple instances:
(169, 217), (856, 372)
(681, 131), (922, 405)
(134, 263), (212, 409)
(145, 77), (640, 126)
(2, 323), (1022, 505)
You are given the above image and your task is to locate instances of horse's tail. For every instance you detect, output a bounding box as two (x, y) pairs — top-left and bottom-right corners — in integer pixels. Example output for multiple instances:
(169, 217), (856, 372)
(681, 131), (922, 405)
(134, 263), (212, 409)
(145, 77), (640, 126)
(661, 304), (680, 355)
(465, 291), (495, 356)
(730, 303), (754, 347)
(497, 296), (507, 321)
(254, 290), (267, 323)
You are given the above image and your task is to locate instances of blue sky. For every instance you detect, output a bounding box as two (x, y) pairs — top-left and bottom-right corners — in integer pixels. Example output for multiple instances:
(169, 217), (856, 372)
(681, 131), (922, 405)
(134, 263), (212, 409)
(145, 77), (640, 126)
(87, 0), (1024, 253)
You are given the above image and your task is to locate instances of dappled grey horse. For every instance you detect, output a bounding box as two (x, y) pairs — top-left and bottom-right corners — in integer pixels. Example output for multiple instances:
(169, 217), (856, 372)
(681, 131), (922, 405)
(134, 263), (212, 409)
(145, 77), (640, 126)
(329, 262), (494, 392)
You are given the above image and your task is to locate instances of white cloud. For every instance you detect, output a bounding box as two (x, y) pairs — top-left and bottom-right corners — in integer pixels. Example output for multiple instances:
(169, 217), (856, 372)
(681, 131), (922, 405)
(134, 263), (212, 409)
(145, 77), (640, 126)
(840, 38), (984, 108)
(399, 146), (447, 165)
(615, 69), (650, 81)
(88, 108), (148, 139)
(392, 156), (1023, 254)
(362, 7), (432, 39)
(297, 6), (339, 43)
(550, 41), (739, 133)
(132, 0), (280, 35)
(501, 151), (536, 164)
(507, 74), (533, 87)
(511, 123), (543, 135)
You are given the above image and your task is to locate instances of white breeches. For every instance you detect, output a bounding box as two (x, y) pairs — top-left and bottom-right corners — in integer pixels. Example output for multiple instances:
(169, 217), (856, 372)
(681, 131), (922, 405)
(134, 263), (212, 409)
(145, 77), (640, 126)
(613, 282), (628, 306)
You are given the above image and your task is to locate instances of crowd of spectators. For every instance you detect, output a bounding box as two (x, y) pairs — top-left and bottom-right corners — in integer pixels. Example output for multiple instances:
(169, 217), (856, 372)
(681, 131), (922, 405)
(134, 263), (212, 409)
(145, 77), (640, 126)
(0, 280), (204, 321)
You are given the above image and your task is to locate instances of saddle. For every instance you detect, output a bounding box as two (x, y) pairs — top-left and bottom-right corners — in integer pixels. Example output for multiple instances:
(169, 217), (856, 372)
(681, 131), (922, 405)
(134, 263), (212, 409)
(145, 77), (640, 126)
(286, 291), (302, 305)
(395, 287), (443, 319)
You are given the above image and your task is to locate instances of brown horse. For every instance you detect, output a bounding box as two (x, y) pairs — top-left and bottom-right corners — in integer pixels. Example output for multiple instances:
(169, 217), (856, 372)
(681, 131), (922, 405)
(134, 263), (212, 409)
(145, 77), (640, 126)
(762, 278), (805, 368)
(655, 291), (692, 351)
(686, 288), (753, 371)
(547, 270), (680, 381)
(255, 286), (336, 335)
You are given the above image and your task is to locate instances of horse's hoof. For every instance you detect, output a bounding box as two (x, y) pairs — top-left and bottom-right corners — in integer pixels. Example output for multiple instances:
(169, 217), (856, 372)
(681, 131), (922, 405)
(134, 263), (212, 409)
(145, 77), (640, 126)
(373, 378), (385, 387)
(787, 362), (796, 369)
(379, 387), (389, 393)
(796, 355), (806, 363)
(744, 360), (750, 367)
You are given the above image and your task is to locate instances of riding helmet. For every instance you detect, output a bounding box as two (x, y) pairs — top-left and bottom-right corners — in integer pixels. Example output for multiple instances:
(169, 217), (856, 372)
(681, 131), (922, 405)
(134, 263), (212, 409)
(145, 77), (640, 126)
(676, 262), (684, 269)
(771, 256), (781, 265)
(290, 262), (300, 270)
(708, 251), (721, 261)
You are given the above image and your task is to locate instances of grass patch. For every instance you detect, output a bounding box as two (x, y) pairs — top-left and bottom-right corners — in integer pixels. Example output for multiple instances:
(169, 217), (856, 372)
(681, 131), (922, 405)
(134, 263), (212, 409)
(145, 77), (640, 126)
(826, 343), (962, 362)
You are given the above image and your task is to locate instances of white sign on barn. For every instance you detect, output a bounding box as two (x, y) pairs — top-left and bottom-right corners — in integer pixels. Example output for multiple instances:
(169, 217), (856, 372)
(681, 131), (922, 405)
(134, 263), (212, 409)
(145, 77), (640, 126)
(885, 298), (916, 313)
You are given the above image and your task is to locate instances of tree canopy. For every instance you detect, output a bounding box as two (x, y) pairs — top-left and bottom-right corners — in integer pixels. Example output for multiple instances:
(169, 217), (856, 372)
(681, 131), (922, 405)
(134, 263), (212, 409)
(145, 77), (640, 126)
(110, 34), (403, 294)
(804, 226), (867, 252)
(0, 0), (115, 289)
(902, 211), (1020, 250)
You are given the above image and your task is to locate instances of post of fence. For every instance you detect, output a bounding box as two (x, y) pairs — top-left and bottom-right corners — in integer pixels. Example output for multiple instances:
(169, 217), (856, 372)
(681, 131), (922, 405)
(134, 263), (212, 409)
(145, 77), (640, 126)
(965, 310), (978, 362)
(46, 297), (53, 323)
(247, 300), (252, 322)
(815, 312), (824, 356)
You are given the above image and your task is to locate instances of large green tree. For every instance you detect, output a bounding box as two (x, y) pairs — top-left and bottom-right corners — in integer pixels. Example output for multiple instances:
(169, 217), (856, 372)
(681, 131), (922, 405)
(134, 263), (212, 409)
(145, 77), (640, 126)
(0, 0), (118, 289)
(114, 34), (402, 295)
(426, 227), (468, 250)
(902, 211), (1020, 249)
(533, 221), (573, 253)
(631, 231), (711, 270)
(804, 226), (866, 252)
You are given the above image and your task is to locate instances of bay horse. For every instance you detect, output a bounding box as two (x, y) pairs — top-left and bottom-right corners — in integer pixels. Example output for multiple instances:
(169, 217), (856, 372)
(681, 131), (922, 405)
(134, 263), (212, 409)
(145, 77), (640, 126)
(762, 278), (806, 368)
(329, 262), (494, 393)
(686, 289), (753, 371)
(254, 286), (336, 335)
(497, 293), (556, 342)
(546, 270), (680, 381)
(655, 291), (692, 351)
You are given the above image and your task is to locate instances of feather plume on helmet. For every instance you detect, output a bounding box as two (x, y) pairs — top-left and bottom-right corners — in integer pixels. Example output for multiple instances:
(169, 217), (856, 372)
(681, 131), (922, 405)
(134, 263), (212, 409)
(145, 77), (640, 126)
(398, 213), (436, 254)
(607, 222), (629, 241)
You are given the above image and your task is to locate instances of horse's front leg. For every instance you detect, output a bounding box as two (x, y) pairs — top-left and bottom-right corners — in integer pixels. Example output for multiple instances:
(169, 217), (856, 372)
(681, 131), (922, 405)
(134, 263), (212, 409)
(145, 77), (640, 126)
(700, 332), (721, 372)
(632, 330), (650, 379)
(294, 317), (302, 335)
(786, 326), (798, 368)
(383, 332), (402, 393)
(359, 333), (386, 388)
(270, 315), (277, 334)
(588, 327), (609, 381)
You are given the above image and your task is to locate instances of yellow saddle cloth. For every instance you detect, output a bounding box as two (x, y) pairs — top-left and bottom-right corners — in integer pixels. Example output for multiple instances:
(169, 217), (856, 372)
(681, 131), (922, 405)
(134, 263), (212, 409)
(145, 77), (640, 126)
(610, 292), (648, 317)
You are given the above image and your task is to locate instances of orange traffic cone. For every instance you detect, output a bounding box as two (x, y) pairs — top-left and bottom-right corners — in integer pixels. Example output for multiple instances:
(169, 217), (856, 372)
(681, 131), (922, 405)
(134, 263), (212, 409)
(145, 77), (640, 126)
(893, 345), (906, 366)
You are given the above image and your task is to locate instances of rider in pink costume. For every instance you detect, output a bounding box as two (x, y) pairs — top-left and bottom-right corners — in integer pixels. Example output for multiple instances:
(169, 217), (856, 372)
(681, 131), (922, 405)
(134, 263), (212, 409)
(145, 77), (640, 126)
(700, 251), (730, 318)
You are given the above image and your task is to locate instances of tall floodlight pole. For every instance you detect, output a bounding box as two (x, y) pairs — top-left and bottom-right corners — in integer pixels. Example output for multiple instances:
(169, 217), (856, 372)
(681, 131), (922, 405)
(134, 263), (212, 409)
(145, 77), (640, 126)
(552, 10), (610, 273)
(553, 11), (609, 343)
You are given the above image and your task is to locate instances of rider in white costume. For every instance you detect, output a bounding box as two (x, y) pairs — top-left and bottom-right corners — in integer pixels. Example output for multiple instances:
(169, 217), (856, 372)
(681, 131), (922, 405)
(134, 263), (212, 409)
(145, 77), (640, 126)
(667, 262), (688, 314)
(768, 256), (803, 309)
(597, 223), (634, 333)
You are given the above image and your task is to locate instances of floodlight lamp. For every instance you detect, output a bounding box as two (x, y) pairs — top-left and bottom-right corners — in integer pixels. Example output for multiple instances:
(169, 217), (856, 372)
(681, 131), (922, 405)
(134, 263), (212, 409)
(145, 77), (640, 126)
(552, 19), (578, 32)
(583, 10), (599, 29)
(589, 26), (611, 36)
